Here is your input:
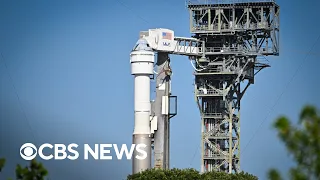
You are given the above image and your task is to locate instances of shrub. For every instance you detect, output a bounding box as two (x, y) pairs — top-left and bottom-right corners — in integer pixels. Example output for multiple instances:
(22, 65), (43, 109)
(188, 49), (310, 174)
(127, 168), (258, 180)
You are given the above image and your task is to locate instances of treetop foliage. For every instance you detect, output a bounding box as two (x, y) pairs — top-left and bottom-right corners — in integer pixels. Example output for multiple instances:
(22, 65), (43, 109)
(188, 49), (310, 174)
(268, 105), (320, 180)
(127, 168), (258, 180)
(0, 158), (48, 180)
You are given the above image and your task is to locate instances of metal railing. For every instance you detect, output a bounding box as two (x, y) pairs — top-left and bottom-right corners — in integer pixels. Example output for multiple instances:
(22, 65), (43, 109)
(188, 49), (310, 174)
(191, 22), (273, 32)
(202, 113), (223, 117)
(205, 47), (244, 53)
(187, 0), (275, 5)
(197, 89), (223, 96)
(199, 46), (276, 55)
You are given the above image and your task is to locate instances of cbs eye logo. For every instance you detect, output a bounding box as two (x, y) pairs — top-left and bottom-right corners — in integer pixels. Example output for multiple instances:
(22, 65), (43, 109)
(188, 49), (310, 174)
(20, 143), (37, 160)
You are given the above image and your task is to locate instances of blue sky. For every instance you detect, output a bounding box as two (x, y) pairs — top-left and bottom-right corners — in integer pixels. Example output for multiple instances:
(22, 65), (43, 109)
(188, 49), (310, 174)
(0, 0), (320, 179)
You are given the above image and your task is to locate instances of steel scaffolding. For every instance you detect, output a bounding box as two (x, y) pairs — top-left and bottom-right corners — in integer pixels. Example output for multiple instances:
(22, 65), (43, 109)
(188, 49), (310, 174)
(187, 0), (280, 173)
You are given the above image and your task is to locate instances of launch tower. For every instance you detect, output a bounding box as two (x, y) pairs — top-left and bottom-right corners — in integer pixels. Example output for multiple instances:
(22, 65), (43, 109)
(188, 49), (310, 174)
(187, 0), (280, 173)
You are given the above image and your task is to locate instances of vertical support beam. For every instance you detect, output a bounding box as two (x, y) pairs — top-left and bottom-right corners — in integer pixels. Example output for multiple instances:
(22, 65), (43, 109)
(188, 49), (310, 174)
(165, 81), (170, 168)
(237, 83), (241, 172)
(260, 7), (263, 24)
(208, 9), (211, 31)
(228, 100), (233, 173)
(278, 7), (280, 53)
(154, 52), (170, 169)
(189, 9), (193, 32)
(218, 9), (221, 31)
(232, 8), (235, 31)
(164, 78), (170, 169)
(201, 116), (204, 173)
(246, 8), (249, 29)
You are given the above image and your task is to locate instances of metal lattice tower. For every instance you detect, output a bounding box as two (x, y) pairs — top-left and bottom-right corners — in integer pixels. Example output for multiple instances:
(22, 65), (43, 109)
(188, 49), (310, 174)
(187, 0), (280, 173)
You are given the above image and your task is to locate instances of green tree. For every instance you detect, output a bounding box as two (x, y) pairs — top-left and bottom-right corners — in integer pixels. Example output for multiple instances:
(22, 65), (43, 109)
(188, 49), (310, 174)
(0, 158), (5, 172)
(127, 168), (258, 180)
(0, 158), (48, 180)
(268, 105), (320, 180)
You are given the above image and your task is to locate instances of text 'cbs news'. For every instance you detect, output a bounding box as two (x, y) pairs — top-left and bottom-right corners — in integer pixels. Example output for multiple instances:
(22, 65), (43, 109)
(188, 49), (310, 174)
(20, 143), (147, 161)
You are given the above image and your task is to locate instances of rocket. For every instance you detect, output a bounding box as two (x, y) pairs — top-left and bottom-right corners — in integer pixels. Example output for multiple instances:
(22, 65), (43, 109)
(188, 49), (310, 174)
(130, 38), (154, 174)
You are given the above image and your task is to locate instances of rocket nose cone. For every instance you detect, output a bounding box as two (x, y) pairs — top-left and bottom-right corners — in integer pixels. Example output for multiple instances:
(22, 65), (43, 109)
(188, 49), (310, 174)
(132, 38), (152, 52)
(137, 38), (148, 44)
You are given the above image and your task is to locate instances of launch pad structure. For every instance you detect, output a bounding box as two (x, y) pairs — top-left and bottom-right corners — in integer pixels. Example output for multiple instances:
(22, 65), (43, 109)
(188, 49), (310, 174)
(130, 0), (280, 175)
(188, 0), (280, 173)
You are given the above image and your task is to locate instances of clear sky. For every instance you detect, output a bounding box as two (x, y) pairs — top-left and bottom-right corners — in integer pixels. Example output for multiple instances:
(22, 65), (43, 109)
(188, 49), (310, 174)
(0, 0), (320, 179)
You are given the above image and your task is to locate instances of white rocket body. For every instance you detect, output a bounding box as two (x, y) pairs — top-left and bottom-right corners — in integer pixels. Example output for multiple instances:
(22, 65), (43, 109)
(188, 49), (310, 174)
(130, 39), (154, 174)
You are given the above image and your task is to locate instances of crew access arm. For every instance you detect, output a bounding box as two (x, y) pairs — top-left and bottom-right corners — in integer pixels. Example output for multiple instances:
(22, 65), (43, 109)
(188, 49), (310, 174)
(139, 28), (203, 57)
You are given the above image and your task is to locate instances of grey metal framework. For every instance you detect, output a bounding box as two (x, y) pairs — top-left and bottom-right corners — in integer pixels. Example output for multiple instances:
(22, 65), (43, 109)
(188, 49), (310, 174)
(187, 0), (280, 173)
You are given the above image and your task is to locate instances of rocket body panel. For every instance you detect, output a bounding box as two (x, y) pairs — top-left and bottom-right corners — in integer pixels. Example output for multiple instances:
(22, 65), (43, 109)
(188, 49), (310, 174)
(132, 134), (151, 173)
